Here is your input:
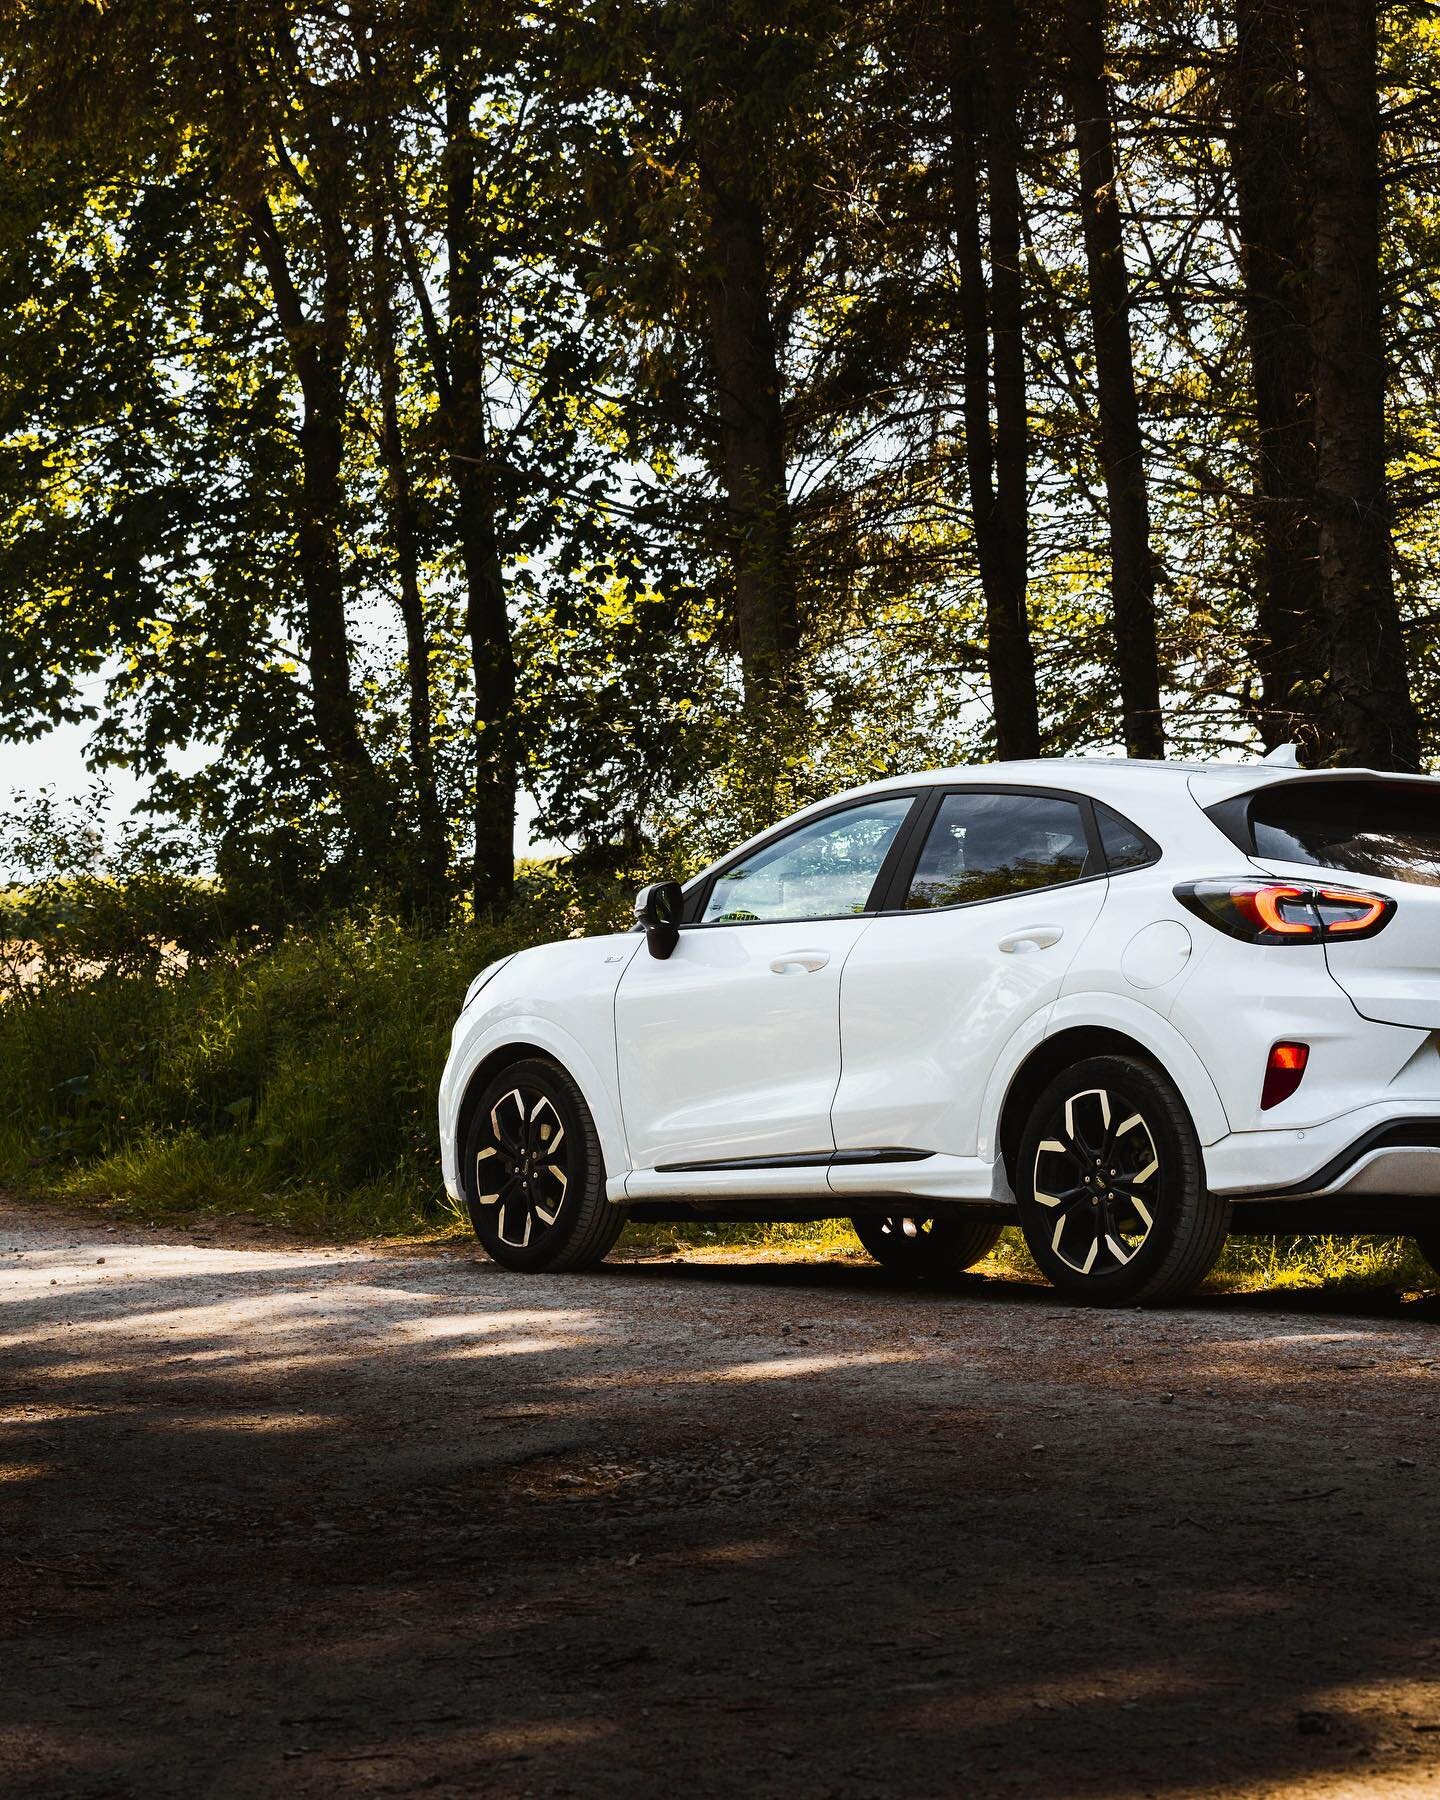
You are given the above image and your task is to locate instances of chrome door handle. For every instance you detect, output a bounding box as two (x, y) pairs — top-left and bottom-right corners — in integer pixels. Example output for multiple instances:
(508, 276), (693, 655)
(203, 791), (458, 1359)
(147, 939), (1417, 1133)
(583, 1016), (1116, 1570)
(769, 950), (831, 975)
(998, 926), (1064, 954)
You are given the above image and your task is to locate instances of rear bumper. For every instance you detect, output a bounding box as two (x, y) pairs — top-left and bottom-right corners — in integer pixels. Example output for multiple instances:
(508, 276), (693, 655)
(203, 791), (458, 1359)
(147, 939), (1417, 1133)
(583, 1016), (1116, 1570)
(1206, 1110), (1440, 1202)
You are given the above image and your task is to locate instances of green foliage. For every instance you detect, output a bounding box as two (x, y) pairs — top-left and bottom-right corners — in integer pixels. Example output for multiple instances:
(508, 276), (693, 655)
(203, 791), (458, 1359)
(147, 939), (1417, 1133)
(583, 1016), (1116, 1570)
(0, 849), (630, 1231)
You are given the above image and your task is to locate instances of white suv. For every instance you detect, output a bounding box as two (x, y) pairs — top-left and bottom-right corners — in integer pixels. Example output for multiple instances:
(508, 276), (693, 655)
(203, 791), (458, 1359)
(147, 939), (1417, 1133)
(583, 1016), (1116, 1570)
(440, 757), (1440, 1305)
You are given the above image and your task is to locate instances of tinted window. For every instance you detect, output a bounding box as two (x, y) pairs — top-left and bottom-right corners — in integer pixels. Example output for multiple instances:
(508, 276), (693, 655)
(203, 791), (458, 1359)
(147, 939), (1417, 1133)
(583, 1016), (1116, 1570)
(1244, 780), (1440, 887)
(1094, 800), (1159, 872)
(904, 792), (1091, 909)
(702, 796), (913, 924)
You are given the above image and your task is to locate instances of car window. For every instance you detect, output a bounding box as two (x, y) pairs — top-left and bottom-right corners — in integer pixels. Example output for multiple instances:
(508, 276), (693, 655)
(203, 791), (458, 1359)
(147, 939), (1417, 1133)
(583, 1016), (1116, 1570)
(1239, 780), (1440, 887)
(1094, 800), (1160, 872)
(702, 796), (913, 924)
(904, 791), (1092, 909)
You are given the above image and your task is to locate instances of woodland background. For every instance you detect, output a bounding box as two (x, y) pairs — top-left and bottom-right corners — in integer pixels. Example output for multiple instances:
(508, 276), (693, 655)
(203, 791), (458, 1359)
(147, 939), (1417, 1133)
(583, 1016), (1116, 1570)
(5, 0), (1438, 919)
(1, 0), (1438, 1266)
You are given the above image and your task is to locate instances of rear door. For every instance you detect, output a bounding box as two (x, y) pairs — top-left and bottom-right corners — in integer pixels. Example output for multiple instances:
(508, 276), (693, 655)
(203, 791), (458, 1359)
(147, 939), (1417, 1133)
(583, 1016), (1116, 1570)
(829, 785), (1108, 1165)
(1236, 777), (1440, 1029)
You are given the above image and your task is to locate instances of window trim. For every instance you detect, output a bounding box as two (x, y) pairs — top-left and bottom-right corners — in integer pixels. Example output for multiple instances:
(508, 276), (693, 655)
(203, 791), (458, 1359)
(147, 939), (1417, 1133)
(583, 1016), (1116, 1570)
(680, 790), (927, 930)
(872, 783), (1108, 916)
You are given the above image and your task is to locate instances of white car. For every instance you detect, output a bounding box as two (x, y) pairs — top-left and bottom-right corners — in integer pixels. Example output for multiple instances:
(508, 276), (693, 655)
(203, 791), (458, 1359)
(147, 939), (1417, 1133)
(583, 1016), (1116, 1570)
(440, 756), (1440, 1305)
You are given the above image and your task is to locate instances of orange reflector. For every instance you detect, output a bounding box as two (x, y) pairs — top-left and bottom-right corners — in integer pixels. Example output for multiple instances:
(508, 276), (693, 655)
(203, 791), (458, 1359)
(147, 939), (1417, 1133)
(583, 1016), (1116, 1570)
(1261, 1041), (1310, 1110)
(1319, 888), (1388, 933)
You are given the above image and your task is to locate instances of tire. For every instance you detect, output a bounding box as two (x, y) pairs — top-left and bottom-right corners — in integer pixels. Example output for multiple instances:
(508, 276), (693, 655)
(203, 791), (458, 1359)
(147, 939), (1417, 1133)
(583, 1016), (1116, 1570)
(1414, 1231), (1440, 1281)
(851, 1212), (1003, 1281)
(462, 1056), (626, 1272)
(1015, 1053), (1230, 1307)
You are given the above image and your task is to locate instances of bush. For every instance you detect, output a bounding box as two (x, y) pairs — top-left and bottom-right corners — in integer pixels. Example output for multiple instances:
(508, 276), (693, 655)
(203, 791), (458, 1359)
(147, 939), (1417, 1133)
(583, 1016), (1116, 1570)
(0, 853), (634, 1236)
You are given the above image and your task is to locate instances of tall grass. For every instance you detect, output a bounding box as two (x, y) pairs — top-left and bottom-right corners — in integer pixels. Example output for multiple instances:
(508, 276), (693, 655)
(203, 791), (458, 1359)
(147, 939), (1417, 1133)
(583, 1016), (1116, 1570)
(0, 861), (632, 1236)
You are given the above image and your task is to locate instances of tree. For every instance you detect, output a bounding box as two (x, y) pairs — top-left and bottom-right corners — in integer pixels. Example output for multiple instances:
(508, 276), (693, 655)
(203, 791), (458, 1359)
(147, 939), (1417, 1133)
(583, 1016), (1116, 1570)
(1063, 0), (1165, 758)
(947, 0), (1041, 759)
(1230, 0), (1322, 754)
(1303, 0), (1421, 768)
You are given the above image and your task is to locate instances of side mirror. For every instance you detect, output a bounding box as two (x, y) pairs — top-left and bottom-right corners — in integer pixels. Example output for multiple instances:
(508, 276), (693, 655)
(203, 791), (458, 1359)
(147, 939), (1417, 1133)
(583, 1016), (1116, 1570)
(634, 880), (684, 960)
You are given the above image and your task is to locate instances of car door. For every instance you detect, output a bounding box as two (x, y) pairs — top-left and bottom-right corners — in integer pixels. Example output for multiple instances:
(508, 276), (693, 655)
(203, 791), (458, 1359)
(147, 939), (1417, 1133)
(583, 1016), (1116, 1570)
(615, 792), (920, 1178)
(829, 786), (1108, 1185)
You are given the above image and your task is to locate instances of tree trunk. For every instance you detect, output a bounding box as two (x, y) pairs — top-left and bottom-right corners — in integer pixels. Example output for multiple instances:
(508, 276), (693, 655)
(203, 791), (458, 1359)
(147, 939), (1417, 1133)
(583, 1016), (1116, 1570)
(1064, 0), (1165, 758)
(1231, 0), (1322, 755)
(445, 72), (518, 913)
(695, 142), (801, 712)
(367, 170), (451, 921)
(1303, 0), (1420, 769)
(948, 0), (1040, 760)
(246, 197), (397, 877)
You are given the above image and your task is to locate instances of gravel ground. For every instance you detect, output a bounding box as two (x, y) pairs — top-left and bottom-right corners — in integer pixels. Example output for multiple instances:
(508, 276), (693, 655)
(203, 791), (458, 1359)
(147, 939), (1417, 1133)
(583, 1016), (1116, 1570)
(2, 1197), (1439, 1799)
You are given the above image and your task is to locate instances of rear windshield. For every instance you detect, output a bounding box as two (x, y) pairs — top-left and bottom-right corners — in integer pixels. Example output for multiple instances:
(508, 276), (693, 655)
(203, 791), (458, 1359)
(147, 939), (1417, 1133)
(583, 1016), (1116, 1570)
(1219, 780), (1440, 887)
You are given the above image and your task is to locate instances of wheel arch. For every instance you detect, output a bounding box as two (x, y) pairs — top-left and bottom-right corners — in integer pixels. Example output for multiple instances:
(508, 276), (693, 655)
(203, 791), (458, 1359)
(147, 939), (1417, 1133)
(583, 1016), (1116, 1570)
(446, 1025), (628, 1202)
(993, 1012), (1228, 1187)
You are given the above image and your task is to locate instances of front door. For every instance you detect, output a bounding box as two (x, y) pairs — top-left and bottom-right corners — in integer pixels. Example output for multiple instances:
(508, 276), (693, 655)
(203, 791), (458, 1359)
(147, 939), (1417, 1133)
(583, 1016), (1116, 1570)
(615, 793), (918, 1174)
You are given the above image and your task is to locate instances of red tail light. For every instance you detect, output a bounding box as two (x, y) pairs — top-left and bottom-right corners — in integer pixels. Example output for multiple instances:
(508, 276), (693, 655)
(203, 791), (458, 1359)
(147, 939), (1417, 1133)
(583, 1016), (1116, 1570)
(1174, 880), (1395, 945)
(1261, 1040), (1309, 1110)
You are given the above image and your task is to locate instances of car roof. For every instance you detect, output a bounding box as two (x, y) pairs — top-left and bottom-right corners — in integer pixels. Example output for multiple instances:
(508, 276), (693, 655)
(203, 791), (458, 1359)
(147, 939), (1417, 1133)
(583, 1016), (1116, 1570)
(686, 756), (1433, 890)
(853, 755), (1429, 804)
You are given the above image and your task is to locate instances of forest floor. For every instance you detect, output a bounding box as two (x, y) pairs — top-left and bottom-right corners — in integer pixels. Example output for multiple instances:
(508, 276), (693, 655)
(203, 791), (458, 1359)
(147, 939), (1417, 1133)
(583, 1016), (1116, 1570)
(3, 1195), (1439, 1799)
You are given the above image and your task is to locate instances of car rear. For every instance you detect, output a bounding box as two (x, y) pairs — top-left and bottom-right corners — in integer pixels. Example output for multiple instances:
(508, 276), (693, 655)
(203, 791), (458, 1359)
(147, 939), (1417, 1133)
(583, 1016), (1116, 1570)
(1190, 771), (1440, 1212)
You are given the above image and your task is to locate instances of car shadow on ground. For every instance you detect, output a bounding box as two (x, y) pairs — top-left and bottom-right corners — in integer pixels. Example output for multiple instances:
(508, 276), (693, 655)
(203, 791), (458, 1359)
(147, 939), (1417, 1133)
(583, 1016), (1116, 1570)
(603, 1248), (1440, 1324)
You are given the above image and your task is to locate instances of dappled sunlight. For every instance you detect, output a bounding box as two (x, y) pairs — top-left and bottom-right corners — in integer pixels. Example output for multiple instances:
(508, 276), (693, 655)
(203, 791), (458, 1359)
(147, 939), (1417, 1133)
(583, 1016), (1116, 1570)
(435, 1333), (604, 1359)
(684, 1536), (794, 1566)
(395, 1306), (602, 1341)
(554, 1349), (919, 1393)
(0, 1459), (56, 1482)
(144, 1410), (346, 1435)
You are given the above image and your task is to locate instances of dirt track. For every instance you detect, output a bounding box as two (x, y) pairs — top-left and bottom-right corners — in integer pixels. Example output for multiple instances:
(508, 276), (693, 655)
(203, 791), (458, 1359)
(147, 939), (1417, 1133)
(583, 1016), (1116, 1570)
(2, 1198), (1439, 1798)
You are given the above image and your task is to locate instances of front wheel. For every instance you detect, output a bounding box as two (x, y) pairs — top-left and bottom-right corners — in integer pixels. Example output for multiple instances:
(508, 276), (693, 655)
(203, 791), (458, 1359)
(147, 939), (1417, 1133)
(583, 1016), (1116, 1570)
(851, 1213), (1003, 1281)
(463, 1057), (626, 1272)
(1016, 1054), (1229, 1306)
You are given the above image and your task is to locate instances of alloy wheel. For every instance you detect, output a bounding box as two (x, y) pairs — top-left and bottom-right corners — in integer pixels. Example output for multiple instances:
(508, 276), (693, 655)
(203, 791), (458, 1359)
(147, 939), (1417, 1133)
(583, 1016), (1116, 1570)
(1031, 1087), (1160, 1276)
(473, 1085), (569, 1250)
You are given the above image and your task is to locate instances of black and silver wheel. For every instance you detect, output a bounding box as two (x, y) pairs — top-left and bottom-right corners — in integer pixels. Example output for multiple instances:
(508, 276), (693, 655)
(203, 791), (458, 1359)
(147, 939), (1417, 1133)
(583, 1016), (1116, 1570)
(463, 1057), (626, 1272)
(1414, 1230), (1440, 1282)
(1016, 1054), (1230, 1306)
(851, 1213), (1003, 1281)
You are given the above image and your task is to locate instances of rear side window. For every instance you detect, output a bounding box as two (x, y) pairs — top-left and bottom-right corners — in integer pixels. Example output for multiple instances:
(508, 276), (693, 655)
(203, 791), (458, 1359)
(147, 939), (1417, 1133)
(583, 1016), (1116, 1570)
(904, 791), (1093, 909)
(1236, 780), (1440, 887)
(1094, 801), (1160, 872)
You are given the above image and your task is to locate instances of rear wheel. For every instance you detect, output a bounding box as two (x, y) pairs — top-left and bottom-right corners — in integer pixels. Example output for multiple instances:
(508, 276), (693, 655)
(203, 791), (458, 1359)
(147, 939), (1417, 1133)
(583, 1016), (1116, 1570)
(1016, 1053), (1230, 1306)
(463, 1057), (626, 1272)
(1414, 1230), (1440, 1281)
(851, 1213), (1003, 1280)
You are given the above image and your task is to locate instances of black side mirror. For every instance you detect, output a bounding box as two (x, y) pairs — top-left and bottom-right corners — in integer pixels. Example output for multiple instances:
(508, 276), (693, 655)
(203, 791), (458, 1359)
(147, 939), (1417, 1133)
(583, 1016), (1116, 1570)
(634, 880), (684, 960)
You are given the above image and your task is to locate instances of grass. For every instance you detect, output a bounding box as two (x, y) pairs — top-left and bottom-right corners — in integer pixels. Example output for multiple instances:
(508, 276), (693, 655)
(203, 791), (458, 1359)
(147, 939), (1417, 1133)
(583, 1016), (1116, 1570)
(0, 891), (1433, 1297)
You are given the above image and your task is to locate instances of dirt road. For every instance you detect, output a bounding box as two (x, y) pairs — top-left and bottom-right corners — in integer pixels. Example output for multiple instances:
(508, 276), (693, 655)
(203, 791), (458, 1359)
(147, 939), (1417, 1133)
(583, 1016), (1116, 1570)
(2, 1199), (1438, 1798)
